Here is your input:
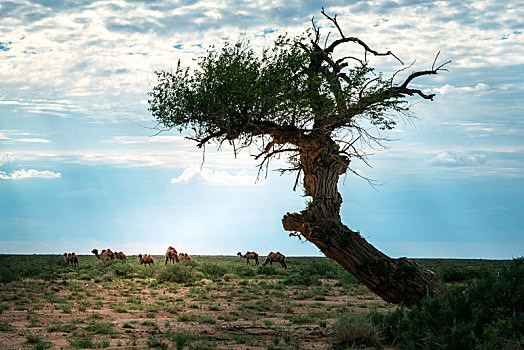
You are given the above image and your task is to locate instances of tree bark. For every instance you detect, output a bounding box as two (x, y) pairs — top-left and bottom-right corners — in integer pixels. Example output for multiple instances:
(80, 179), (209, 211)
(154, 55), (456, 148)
(282, 140), (441, 307)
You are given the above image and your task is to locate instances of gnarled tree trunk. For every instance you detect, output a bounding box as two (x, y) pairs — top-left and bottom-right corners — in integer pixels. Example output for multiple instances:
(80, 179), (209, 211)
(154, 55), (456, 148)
(282, 140), (441, 307)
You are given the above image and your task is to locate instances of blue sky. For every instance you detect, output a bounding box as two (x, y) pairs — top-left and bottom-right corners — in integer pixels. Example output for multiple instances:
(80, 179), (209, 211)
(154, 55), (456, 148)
(1, 0), (523, 258)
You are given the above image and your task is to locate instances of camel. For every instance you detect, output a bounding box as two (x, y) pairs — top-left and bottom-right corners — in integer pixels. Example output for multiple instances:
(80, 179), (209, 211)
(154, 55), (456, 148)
(102, 249), (116, 260)
(91, 248), (101, 259)
(91, 249), (115, 260)
(115, 251), (126, 261)
(165, 246), (179, 265)
(237, 251), (259, 266)
(178, 253), (191, 261)
(138, 254), (154, 266)
(91, 248), (115, 260)
(263, 252), (287, 269)
(63, 253), (79, 267)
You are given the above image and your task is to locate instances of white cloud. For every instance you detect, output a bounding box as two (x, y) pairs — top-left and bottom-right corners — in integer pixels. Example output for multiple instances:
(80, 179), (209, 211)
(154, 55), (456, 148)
(103, 135), (186, 144)
(0, 169), (61, 180)
(0, 152), (14, 166)
(17, 138), (52, 143)
(171, 167), (265, 186)
(427, 151), (487, 167)
(434, 83), (490, 95)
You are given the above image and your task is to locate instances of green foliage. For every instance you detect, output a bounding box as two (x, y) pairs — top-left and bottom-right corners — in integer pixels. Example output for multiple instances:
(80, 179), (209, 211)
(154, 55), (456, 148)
(113, 262), (136, 277)
(0, 321), (13, 331)
(232, 265), (256, 277)
(331, 313), (382, 349)
(46, 320), (78, 333)
(0, 255), (63, 282)
(256, 265), (283, 276)
(371, 258), (524, 349)
(83, 321), (116, 335)
(148, 31), (408, 151)
(199, 262), (228, 279)
(167, 332), (198, 350)
(156, 264), (197, 283)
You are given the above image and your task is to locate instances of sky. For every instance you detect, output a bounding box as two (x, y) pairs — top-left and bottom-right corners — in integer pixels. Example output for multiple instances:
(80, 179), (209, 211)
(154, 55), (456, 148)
(1, 0), (523, 259)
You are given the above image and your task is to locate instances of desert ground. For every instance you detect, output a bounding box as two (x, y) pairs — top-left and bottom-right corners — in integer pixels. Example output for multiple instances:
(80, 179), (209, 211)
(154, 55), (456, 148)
(0, 255), (512, 349)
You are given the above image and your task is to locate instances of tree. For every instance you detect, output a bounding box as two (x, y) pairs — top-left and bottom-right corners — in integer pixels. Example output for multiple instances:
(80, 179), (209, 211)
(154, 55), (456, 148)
(148, 9), (450, 306)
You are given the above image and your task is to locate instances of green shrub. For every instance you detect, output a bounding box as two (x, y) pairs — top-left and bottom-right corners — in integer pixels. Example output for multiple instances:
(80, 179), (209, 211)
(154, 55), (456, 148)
(256, 265), (280, 276)
(0, 321), (14, 331)
(83, 321), (115, 335)
(282, 269), (321, 286)
(233, 265), (255, 277)
(198, 262), (228, 279)
(371, 257), (524, 349)
(113, 263), (135, 277)
(167, 332), (198, 350)
(331, 313), (382, 349)
(68, 335), (95, 348)
(156, 264), (196, 283)
(440, 266), (484, 283)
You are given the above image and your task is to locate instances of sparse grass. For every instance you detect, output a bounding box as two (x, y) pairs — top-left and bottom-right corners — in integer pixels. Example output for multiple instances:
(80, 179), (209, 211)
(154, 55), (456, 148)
(332, 313), (382, 349)
(0, 255), (518, 349)
(84, 321), (116, 335)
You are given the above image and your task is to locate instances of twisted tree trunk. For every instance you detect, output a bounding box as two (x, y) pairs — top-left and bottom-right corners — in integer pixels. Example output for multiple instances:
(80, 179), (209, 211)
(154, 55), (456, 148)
(282, 139), (441, 307)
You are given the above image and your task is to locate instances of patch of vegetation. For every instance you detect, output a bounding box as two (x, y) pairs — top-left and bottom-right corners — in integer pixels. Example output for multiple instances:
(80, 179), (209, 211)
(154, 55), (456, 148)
(256, 265), (281, 276)
(83, 321), (116, 335)
(167, 332), (199, 350)
(46, 320), (78, 333)
(0, 255), (63, 282)
(147, 335), (168, 349)
(199, 262), (228, 279)
(156, 264), (197, 283)
(332, 313), (382, 349)
(371, 258), (524, 349)
(0, 321), (14, 331)
(0, 304), (9, 314)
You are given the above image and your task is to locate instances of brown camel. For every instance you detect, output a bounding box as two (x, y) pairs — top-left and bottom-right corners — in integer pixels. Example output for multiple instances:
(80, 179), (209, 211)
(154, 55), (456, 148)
(63, 253), (79, 267)
(91, 248), (115, 260)
(91, 248), (101, 259)
(165, 246), (179, 265)
(237, 251), (259, 266)
(138, 254), (154, 266)
(102, 249), (116, 260)
(115, 251), (126, 261)
(178, 253), (191, 261)
(263, 252), (287, 269)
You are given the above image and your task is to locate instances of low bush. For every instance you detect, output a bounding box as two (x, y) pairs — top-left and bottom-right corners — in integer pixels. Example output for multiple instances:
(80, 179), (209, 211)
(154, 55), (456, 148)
(256, 266), (281, 276)
(113, 263), (136, 277)
(198, 262), (228, 279)
(439, 265), (484, 283)
(156, 264), (197, 283)
(233, 265), (256, 277)
(371, 257), (524, 349)
(331, 313), (382, 349)
(282, 271), (321, 286)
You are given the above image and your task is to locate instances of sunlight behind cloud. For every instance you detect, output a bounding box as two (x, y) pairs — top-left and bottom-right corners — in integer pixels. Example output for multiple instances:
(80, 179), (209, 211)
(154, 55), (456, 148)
(0, 152), (14, 166)
(171, 167), (265, 186)
(427, 151), (487, 167)
(0, 169), (62, 180)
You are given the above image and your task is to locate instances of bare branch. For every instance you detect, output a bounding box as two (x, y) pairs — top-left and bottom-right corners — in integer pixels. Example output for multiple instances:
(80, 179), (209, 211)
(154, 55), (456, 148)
(321, 7), (344, 38)
(391, 60), (415, 85)
(336, 55), (365, 66)
(254, 139), (277, 160)
(288, 231), (303, 241)
(293, 168), (302, 191)
(186, 130), (225, 148)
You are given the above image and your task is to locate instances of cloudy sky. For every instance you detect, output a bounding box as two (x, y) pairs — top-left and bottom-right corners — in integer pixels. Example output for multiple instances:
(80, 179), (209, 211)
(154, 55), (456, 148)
(1, 0), (523, 258)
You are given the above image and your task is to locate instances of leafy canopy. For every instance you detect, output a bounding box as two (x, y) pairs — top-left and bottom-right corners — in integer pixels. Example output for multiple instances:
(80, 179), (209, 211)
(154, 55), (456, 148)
(149, 34), (407, 149)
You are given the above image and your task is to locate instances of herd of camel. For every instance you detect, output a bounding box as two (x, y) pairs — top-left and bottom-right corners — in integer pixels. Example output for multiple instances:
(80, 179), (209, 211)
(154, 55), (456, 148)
(62, 248), (287, 269)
